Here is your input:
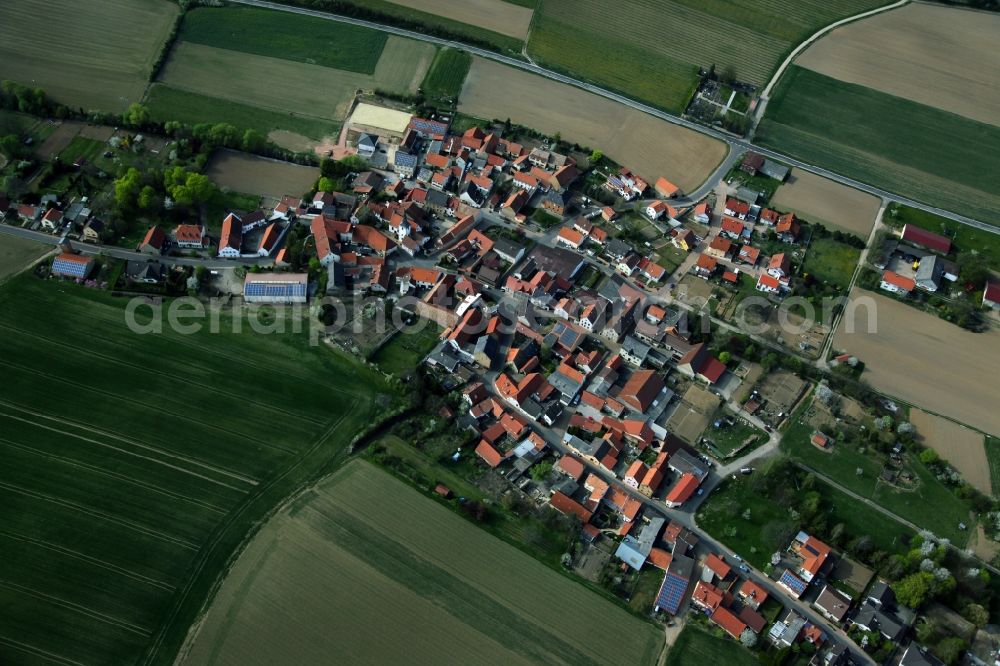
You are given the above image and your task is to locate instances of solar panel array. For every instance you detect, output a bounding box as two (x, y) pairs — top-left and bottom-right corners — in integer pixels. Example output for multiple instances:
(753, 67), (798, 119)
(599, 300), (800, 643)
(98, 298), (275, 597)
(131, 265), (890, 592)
(655, 572), (688, 614)
(778, 569), (807, 597)
(244, 281), (307, 301)
(409, 118), (447, 135)
(52, 257), (89, 278)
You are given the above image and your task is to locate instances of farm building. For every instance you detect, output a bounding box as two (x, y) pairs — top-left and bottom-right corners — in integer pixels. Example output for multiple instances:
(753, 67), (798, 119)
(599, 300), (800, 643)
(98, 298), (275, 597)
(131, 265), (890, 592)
(50, 252), (94, 279)
(243, 273), (308, 304)
(901, 224), (951, 254)
(654, 552), (695, 615)
(880, 270), (916, 296)
(347, 103), (412, 143)
(984, 282), (1000, 309)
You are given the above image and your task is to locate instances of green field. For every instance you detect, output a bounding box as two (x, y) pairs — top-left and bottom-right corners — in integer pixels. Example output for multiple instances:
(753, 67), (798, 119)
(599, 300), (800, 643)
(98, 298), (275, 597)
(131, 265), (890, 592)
(527, 0), (884, 113)
(145, 84), (339, 142)
(801, 235), (861, 291)
(421, 48), (473, 103)
(181, 460), (663, 665)
(697, 462), (914, 570)
(58, 136), (105, 165)
(758, 66), (1000, 223)
(664, 625), (757, 666)
(0, 236), (50, 283)
(0, 274), (391, 665)
(703, 415), (767, 458)
(331, 0), (524, 54)
(781, 397), (973, 545)
(884, 204), (1000, 271)
(0, 0), (179, 112)
(179, 6), (387, 74)
(371, 324), (442, 377)
(988, 438), (1000, 499)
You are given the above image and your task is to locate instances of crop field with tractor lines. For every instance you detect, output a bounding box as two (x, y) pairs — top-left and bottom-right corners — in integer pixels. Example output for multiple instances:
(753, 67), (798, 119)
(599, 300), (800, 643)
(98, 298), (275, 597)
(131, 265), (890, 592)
(0, 274), (389, 665)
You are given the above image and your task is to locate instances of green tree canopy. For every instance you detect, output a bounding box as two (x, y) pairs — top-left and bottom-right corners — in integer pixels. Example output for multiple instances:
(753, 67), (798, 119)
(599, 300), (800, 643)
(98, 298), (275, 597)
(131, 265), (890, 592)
(123, 103), (149, 127)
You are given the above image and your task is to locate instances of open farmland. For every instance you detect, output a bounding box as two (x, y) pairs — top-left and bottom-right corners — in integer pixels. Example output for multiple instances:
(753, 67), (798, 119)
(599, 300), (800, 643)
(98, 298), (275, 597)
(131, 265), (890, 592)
(421, 48), (473, 103)
(0, 274), (389, 665)
(757, 66), (1000, 223)
(795, 3), (1000, 127)
(910, 409), (990, 495)
(179, 6), (388, 73)
(206, 150), (318, 199)
(0, 0), (178, 112)
(382, 0), (533, 39)
(179, 460), (662, 666)
(460, 58), (727, 191)
(833, 288), (1000, 437)
(771, 169), (881, 237)
(158, 38), (432, 127)
(527, 0), (885, 113)
(0, 236), (50, 283)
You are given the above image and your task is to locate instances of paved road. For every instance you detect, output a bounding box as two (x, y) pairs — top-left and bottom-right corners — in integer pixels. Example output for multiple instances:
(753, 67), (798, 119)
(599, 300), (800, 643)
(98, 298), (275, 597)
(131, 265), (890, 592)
(233, 0), (999, 237)
(0, 223), (270, 270)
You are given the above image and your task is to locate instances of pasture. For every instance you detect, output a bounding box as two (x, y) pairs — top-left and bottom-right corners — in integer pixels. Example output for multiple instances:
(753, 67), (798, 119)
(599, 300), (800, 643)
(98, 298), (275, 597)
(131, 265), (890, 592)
(910, 409), (990, 495)
(770, 169), (880, 238)
(0, 274), (390, 665)
(0, 236), (50, 282)
(421, 48), (473, 103)
(833, 288), (1000, 438)
(144, 84), (339, 148)
(0, 0), (178, 112)
(795, 3), (1000, 127)
(460, 58), (727, 191)
(179, 6), (387, 73)
(371, 324), (442, 378)
(383, 0), (533, 39)
(158, 38), (432, 125)
(206, 150), (318, 198)
(179, 460), (663, 666)
(800, 235), (861, 291)
(527, 0), (885, 113)
(757, 66), (1000, 223)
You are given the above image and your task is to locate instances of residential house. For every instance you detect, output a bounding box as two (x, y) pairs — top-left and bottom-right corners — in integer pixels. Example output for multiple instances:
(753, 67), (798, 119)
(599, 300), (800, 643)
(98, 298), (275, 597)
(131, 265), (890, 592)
(737, 579), (768, 611)
(914, 255), (944, 292)
(738, 245), (760, 266)
(664, 473), (699, 508)
(706, 236), (733, 260)
(623, 461), (649, 490)
(654, 552), (695, 615)
(556, 226), (587, 250)
(218, 213), (242, 258)
(673, 228), (696, 251)
(720, 217), (745, 240)
(646, 200), (673, 220)
(40, 207), (63, 230)
(724, 198), (751, 220)
(899, 644), (945, 666)
(756, 273), (786, 294)
(654, 176), (680, 198)
(880, 270), (916, 296)
(767, 253), (791, 279)
(813, 585), (852, 623)
(740, 152), (765, 176)
(694, 253), (717, 278)
(500, 189), (529, 221)
(776, 213), (800, 243)
(693, 202), (711, 223)
(81, 218), (105, 242)
(173, 224), (206, 250)
(540, 189), (568, 216)
(677, 343), (726, 385)
(138, 226), (167, 255)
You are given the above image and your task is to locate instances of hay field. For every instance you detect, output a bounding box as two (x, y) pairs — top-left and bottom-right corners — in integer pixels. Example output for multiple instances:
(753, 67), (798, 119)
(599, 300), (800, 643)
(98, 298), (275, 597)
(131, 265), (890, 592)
(0, 236), (50, 282)
(179, 460), (662, 666)
(770, 168), (881, 237)
(207, 150), (318, 199)
(795, 3), (1000, 127)
(0, 274), (388, 665)
(0, 0), (178, 112)
(910, 409), (990, 495)
(159, 38), (431, 123)
(460, 58), (726, 190)
(527, 0), (884, 112)
(387, 0), (533, 39)
(834, 288), (1000, 437)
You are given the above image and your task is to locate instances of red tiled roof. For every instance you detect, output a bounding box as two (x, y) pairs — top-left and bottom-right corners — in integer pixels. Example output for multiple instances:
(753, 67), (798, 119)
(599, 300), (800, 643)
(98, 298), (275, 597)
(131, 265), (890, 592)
(721, 217), (744, 235)
(655, 176), (679, 196)
(618, 369), (664, 413)
(691, 580), (725, 612)
(549, 491), (592, 523)
(704, 553), (731, 579)
(141, 226), (166, 249)
(173, 224), (203, 243)
(555, 454), (586, 481)
(665, 473), (699, 505)
(696, 254), (717, 271)
(711, 607), (747, 639)
(648, 548), (673, 570)
(902, 224), (951, 254)
(475, 440), (504, 467)
(881, 270), (916, 292)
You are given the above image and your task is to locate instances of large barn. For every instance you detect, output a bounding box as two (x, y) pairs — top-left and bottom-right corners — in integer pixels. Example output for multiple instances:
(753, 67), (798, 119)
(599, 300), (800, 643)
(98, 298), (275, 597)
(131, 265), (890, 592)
(243, 273), (308, 304)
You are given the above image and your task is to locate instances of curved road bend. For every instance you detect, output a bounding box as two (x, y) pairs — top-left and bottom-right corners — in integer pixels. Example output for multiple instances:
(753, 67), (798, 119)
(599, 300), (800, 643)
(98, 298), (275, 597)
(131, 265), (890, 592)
(232, 0), (998, 236)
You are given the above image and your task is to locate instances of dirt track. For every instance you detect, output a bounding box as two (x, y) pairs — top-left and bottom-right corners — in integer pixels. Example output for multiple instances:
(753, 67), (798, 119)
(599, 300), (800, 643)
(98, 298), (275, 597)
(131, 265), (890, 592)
(795, 3), (1000, 127)
(910, 408), (990, 494)
(390, 0), (533, 39)
(460, 58), (727, 191)
(771, 168), (880, 237)
(833, 289), (1000, 437)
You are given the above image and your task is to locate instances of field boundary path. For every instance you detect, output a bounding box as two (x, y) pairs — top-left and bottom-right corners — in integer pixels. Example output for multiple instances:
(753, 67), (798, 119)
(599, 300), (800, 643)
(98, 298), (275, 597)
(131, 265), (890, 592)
(229, 0), (999, 236)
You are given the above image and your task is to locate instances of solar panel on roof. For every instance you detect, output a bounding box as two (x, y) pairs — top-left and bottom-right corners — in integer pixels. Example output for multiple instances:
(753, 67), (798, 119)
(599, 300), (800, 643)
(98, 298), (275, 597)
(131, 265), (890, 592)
(655, 572), (688, 614)
(52, 258), (89, 277)
(778, 570), (807, 596)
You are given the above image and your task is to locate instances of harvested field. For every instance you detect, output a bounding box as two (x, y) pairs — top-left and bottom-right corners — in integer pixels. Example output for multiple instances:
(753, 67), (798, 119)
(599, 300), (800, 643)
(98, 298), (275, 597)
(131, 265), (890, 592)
(668, 385), (720, 444)
(179, 460), (662, 666)
(0, 0), (178, 112)
(795, 3), (1000, 127)
(770, 169), (881, 237)
(206, 150), (318, 199)
(757, 66), (1000, 223)
(159, 38), (432, 124)
(460, 58), (726, 190)
(910, 409), (990, 495)
(833, 288), (1000, 437)
(386, 0), (533, 39)
(0, 236), (51, 282)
